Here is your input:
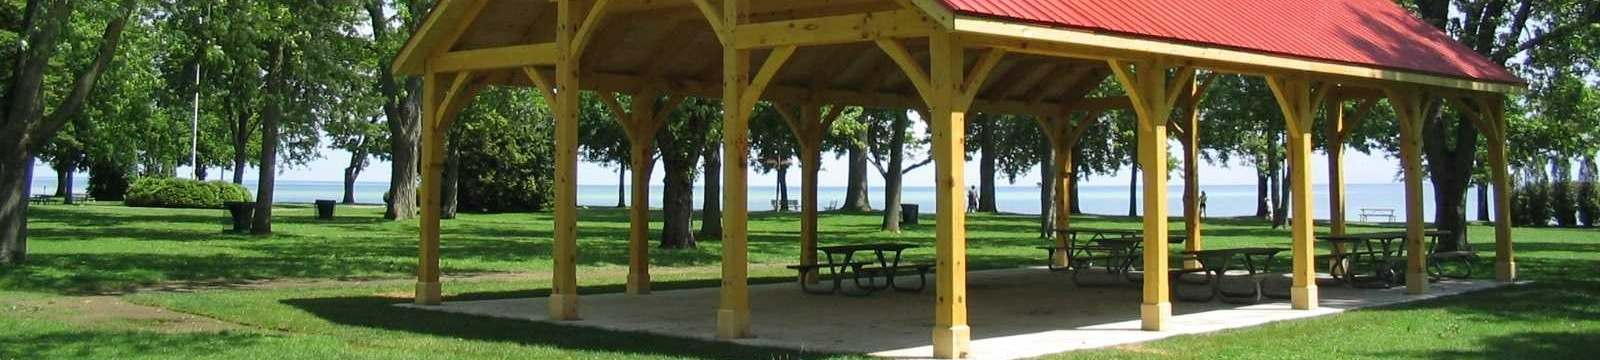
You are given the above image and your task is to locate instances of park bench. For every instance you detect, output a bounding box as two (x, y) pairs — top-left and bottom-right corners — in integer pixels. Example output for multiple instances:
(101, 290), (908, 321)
(29, 195), (57, 205)
(1359, 208), (1396, 222)
(770, 199), (799, 212)
(786, 261), (876, 296)
(857, 263), (932, 292)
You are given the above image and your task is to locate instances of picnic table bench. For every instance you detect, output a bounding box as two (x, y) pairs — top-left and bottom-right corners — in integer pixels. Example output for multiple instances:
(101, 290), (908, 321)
(29, 195), (57, 205)
(1358, 208), (1396, 222)
(1172, 247), (1287, 303)
(770, 199), (799, 212)
(786, 243), (929, 296)
(1318, 230), (1456, 288)
(1038, 228), (1140, 271)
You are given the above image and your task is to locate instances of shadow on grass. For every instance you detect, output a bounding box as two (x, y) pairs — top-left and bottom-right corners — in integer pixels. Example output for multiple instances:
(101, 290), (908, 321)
(0, 330), (271, 359)
(1369, 331), (1600, 359)
(280, 277), (852, 360)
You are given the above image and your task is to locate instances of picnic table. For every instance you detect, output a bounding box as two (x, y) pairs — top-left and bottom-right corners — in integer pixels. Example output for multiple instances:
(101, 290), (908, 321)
(1173, 247), (1287, 303)
(1317, 230), (1451, 288)
(786, 243), (929, 296)
(29, 195), (57, 205)
(1063, 233), (1189, 287)
(1040, 228), (1142, 271)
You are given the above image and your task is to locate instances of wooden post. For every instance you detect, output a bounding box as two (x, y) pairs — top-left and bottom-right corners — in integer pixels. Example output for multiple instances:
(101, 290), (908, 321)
(1484, 96), (1516, 282)
(626, 126), (654, 294)
(779, 104), (840, 284)
(1326, 96), (1348, 236)
(548, 0), (585, 320)
(928, 31), (971, 359)
(415, 71), (444, 306)
(1266, 74), (1321, 310)
(1040, 113), (1093, 268)
(1110, 59), (1178, 331)
(1387, 87), (1429, 295)
(716, 0), (752, 338)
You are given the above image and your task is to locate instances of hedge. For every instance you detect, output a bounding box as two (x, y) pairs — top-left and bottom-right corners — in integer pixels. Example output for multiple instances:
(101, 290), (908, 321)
(124, 177), (252, 209)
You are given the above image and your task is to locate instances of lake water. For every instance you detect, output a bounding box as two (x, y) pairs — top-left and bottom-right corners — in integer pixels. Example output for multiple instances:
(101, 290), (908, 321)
(32, 178), (1477, 221)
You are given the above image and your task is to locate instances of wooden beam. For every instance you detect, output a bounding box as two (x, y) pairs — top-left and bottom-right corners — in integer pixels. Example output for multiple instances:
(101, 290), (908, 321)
(415, 72), (446, 306)
(876, 38), (934, 106)
(1106, 58), (1176, 331)
(742, 46), (797, 110)
(717, 0), (752, 340)
(393, 0), (489, 75)
(434, 71), (477, 131)
(570, 0), (616, 58)
(1483, 95), (1515, 282)
(522, 67), (557, 102)
(958, 48), (1007, 109)
(688, 0), (727, 45)
(733, 10), (936, 49)
(433, 43), (559, 73)
(549, 0), (582, 321)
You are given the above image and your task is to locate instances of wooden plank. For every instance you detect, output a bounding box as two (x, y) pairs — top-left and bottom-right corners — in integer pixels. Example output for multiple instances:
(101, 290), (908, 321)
(742, 46), (797, 110)
(432, 44), (559, 73)
(732, 10), (936, 49)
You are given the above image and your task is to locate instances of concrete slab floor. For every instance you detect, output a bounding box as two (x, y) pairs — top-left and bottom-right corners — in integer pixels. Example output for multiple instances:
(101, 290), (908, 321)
(401, 268), (1509, 359)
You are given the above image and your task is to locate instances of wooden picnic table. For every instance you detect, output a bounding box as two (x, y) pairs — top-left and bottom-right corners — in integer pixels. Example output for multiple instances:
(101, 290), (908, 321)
(1060, 232), (1190, 286)
(1041, 228), (1163, 271)
(1317, 230), (1451, 288)
(1173, 247), (1287, 303)
(787, 243), (928, 296)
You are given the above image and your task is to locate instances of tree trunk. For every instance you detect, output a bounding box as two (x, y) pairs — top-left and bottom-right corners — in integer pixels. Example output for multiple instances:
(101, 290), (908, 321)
(370, 2), (422, 221)
(343, 166), (360, 205)
(0, 155), (34, 264)
(660, 158), (697, 248)
(979, 116), (997, 213)
(776, 165), (790, 211)
(1256, 173), (1270, 218)
(881, 112), (908, 232)
(1476, 182), (1490, 222)
(251, 44), (285, 236)
(1071, 161), (1082, 214)
(699, 146), (722, 239)
(841, 127), (873, 212)
(231, 110), (250, 185)
(195, 167), (208, 181)
(1127, 163), (1138, 217)
(441, 144), (459, 219)
(616, 167), (626, 208)
(54, 160), (71, 199)
(1039, 140), (1055, 238)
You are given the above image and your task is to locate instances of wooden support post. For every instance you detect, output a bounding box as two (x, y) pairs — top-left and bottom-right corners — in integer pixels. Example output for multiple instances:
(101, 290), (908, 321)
(1484, 97), (1516, 282)
(1326, 96), (1348, 236)
(1109, 59), (1177, 330)
(928, 31), (973, 359)
(415, 72), (445, 306)
(1387, 87), (1429, 295)
(778, 104), (843, 284)
(1266, 74), (1320, 310)
(548, 0), (587, 321)
(1038, 112), (1094, 268)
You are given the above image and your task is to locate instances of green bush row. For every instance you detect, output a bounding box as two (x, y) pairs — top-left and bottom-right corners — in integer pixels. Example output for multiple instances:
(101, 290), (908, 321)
(1512, 181), (1600, 227)
(124, 177), (252, 209)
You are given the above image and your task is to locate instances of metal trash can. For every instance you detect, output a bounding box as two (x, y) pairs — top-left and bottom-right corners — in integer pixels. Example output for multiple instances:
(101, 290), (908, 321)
(315, 200), (337, 220)
(900, 204), (919, 225)
(225, 201), (255, 233)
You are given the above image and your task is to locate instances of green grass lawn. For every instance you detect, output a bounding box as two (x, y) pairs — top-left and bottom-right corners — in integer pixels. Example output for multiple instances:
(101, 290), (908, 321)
(2, 202), (1596, 359)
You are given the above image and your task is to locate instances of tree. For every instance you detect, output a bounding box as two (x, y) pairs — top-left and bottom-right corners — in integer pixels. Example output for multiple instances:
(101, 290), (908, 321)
(655, 98), (719, 249)
(750, 103), (799, 211)
(327, 115), (384, 204)
(453, 88), (555, 213)
(366, 0), (426, 221)
(865, 109), (933, 232)
(1409, 0), (1600, 251)
(2, 0), (138, 264)
(578, 93), (630, 208)
(824, 116), (872, 212)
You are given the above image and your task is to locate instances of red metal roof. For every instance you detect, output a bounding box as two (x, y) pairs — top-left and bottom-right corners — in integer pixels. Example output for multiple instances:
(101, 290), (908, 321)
(940, 0), (1524, 85)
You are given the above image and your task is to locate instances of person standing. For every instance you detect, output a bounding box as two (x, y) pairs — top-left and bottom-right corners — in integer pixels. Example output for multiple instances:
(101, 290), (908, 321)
(1199, 191), (1208, 218)
(967, 186), (978, 214)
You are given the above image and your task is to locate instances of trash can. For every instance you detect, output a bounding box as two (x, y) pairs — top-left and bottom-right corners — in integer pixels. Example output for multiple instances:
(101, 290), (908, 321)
(900, 204), (919, 226)
(225, 201), (255, 233)
(315, 200), (337, 220)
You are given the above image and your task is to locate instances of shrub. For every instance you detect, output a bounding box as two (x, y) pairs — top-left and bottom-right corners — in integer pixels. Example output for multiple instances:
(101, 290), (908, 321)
(125, 177), (252, 209)
(1552, 180), (1578, 227)
(1580, 181), (1600, 227)
(1512, 182), (1551, 227)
